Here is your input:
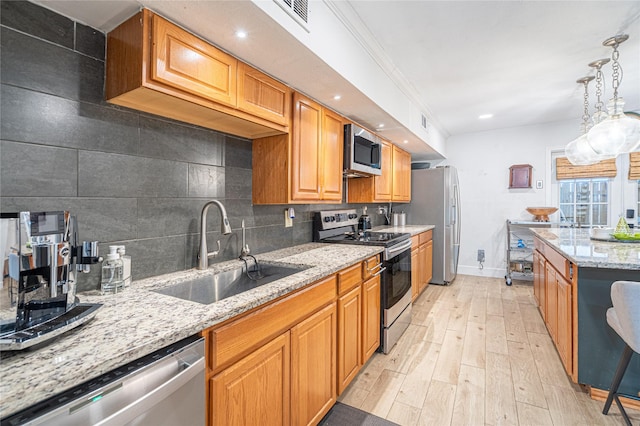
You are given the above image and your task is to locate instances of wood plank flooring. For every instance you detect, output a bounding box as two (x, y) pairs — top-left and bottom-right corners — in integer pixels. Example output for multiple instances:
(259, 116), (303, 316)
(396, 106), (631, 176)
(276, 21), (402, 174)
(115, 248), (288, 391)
(338, 275), (640, 425)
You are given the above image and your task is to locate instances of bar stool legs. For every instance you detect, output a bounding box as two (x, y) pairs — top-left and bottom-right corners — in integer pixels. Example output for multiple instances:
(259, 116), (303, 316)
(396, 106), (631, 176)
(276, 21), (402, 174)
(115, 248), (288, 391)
(602, 344), (634, 426)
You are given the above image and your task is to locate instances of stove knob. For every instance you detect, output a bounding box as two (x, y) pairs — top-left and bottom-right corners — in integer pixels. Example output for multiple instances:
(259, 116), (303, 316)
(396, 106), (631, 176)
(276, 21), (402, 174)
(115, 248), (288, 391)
(348, 213), (357, 219)
(330, 216), (336, 222)
(323, 217), (331, 222)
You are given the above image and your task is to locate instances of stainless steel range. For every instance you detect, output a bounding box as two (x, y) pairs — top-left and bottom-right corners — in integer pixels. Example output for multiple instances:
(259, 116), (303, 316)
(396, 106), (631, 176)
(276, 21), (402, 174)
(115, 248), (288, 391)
(313, 209), (412, 354)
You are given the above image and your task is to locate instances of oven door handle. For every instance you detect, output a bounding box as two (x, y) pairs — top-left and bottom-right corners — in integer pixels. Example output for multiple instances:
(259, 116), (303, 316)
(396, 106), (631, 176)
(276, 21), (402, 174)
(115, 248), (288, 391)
(385, 238), (413, 260)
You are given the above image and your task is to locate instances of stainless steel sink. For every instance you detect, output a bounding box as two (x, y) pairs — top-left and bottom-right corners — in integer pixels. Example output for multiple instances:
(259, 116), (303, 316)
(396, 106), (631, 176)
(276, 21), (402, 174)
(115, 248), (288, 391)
(152, 263), (308, 305)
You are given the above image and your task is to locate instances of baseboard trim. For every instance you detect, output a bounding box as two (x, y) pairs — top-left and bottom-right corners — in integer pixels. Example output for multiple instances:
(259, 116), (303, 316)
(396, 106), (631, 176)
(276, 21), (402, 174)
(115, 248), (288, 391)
(590, 387), (640, 411)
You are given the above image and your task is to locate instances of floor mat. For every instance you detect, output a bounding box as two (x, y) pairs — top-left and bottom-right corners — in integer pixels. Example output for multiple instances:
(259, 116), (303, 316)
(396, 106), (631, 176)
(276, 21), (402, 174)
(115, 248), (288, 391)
(318, 402), (399, 426)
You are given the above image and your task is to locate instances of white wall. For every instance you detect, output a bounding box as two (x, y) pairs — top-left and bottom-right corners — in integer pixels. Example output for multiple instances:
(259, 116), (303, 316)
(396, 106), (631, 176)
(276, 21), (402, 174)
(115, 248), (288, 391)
(444, 119), (578, 278)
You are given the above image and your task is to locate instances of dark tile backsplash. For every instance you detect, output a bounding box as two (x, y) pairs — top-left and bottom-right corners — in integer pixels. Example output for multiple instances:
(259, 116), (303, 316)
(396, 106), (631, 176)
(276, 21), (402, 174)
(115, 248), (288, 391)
(0, 2), (391, 291)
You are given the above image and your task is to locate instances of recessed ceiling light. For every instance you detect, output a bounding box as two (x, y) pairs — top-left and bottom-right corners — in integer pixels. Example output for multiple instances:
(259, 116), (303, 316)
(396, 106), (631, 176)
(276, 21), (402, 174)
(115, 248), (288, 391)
(378, 124), (385, 128)
(403, 140), (409, 144)
(235, 30), (247, 39)
(478, 114), (493, 119)
(333, 95), (341, 100)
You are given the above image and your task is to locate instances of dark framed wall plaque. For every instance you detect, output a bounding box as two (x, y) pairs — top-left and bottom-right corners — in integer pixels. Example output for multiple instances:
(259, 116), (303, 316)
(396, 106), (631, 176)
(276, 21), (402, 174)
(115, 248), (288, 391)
(509, 164), (532, 188)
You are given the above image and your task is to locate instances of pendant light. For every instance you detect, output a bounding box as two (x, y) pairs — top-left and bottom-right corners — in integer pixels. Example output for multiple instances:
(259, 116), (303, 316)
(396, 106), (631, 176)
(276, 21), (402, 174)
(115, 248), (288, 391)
(566, 76), (601, 165)
(587, 34), (640, 156)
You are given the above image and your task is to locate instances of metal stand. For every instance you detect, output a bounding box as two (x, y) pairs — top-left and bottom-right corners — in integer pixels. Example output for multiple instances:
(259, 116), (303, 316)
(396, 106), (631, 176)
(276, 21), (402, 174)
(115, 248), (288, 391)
(505, 220), (559, 286)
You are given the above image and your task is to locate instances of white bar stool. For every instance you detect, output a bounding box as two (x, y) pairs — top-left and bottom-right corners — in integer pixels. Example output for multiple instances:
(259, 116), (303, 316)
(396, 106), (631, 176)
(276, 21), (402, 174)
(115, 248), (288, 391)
(602, 280), (640, 426)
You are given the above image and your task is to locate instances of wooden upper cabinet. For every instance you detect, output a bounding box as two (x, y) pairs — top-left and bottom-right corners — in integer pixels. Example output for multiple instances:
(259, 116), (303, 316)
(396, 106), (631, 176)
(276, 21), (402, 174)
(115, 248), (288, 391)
(151, 13), (237, 106)
(253, 92), (343, 204)
(347, 140), (411, 203)
(392, 145), (411, 201)
(237, 62), (291, 127)
(291, 93), (323, 201)
(320, 108), (344, 201)
(375, 140), (394, 200)
(106, 9), (288, 139)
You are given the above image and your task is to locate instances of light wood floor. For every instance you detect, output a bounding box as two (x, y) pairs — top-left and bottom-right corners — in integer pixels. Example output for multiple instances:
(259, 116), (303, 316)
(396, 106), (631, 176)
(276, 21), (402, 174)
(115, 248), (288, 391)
(338, 274), (640, 425)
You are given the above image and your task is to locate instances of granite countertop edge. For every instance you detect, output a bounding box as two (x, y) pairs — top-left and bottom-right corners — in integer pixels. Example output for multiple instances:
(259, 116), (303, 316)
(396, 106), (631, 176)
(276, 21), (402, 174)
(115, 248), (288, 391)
(530, 228), (640, 270)
(371, 224), (435, 236)
(0, 243), (383, 418)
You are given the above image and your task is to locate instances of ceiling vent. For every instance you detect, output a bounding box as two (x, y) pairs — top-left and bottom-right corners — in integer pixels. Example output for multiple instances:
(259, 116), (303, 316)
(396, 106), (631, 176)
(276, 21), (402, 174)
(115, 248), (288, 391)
(274, 0), (309, 30)
(421, 114), (428, 130)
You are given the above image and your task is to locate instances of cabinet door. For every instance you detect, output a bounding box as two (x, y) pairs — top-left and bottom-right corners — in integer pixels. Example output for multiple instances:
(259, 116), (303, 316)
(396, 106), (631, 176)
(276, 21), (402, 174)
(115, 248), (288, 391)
(337, 286), (362, 394)
(545, 263), (558, 342)
(392, 146), (411, 201)
(362, 275), (381, 363)
(533, 250), (541, 306)
(237, 62), (291, 126)
(418, 244), (427, 290)
(424, 240), (433, 287)
(374, 141), (393, 201)
(320, 109), (344, 201)
(410, 248), (419, 302)
(211, 332), (290, 426)
(556, 274), (572, 374)
(151, 14), (237, 106)
(291, 94), (322, 201)
(291, 304), (337, 426)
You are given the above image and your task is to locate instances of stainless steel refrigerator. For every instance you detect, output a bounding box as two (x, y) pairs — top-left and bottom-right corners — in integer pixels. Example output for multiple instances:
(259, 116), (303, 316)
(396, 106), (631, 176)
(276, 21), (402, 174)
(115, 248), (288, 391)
(406, 166), (460, 285)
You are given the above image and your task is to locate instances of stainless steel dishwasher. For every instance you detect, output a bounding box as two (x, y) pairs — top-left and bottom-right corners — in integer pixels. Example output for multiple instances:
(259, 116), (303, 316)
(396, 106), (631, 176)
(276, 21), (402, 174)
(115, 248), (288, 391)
(3, 335), (205, 426)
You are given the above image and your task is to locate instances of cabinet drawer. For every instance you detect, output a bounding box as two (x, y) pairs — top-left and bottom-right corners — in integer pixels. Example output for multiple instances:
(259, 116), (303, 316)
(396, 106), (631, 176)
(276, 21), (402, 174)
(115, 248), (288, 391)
(362, 255), (381, 280)
(419, 230), (433, 245)
(338, 263), (362, 294)
(536, 237), (571, 280)
(208, 275), (337, 372)
(411, 235), (419, 249)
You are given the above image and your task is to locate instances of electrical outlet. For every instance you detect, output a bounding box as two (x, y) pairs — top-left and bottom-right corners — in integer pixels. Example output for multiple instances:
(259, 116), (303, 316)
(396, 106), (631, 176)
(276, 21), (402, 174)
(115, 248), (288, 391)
(284, 209), (293, 228)
(477, 249), (485, 262)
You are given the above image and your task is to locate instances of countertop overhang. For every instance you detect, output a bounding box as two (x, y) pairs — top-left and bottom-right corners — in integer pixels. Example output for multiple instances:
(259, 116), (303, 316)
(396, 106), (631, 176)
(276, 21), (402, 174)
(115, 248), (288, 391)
(530, 228), (640, 270)
(0, 243), (383, 418)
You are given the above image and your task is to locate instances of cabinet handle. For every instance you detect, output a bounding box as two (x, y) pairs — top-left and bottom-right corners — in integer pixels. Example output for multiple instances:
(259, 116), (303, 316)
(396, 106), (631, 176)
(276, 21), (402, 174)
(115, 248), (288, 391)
(368, 262), (385, 276)
(372, 266), (386, 277)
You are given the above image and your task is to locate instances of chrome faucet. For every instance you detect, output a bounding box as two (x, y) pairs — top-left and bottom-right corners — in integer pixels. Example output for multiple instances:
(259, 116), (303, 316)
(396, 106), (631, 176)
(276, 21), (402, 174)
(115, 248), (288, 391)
(240, 219), (250, 257)
(198, 200), (232, 270)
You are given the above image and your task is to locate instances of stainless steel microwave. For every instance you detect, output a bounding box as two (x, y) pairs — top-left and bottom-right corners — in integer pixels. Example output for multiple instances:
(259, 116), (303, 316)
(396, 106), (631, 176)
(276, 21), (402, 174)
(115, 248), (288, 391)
(344, 124), (382, 177)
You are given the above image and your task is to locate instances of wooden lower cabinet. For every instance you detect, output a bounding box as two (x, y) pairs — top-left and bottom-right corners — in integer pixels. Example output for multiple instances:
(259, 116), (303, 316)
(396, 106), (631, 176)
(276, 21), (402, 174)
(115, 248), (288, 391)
(361, 275), (381, 363)
(204, 258), (383, 425)
(210, 332), (290, 426)
(533, 237), (576, 379)
(545, 263), (558, 342)
(411, 230), (433, 301)
(556, 274), (572, 372)
(410, 247), (420, 302)
(337, 285), (362, 394)
(291, 303), (337, 426)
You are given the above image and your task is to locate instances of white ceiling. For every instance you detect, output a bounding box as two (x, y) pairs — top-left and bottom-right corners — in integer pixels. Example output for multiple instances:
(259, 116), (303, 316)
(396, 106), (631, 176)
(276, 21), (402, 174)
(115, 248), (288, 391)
(33, 1), (640, 161)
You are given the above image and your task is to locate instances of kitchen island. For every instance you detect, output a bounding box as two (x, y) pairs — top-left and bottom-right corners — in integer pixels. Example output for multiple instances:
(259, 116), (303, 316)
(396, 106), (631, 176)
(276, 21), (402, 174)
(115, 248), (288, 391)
(0, 243), (382, 418)
(531, 227), (640, 406)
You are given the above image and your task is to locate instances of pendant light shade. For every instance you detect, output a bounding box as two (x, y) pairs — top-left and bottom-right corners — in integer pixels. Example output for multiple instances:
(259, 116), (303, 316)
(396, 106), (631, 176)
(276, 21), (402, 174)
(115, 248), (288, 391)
(565, 34), (639, 163)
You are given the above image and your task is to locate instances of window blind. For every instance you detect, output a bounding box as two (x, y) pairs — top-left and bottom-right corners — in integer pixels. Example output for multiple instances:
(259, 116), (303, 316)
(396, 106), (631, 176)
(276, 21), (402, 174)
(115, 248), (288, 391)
(629, 152), (640, 180)
(555, 157), (617, 180)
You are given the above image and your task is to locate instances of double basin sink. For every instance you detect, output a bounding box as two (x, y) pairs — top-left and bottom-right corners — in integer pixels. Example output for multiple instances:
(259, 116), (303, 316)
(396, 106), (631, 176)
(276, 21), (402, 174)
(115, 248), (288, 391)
(153, 262), (308, 305)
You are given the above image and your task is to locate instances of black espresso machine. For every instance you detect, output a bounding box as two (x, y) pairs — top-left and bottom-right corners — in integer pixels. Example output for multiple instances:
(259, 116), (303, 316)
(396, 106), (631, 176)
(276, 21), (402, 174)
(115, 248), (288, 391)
(0, 211), (102, 351)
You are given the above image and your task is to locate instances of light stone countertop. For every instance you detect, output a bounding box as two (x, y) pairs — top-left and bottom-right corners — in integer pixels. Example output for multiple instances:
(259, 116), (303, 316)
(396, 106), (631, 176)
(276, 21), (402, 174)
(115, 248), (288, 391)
(372, 224), (435, 236)
(530, 228), (640, 270)
(0, 243), (383, 418)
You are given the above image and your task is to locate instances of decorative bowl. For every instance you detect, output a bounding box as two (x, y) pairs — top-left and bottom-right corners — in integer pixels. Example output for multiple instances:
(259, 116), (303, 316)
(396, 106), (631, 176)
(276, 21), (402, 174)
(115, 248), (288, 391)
(526, 207), (558, 222)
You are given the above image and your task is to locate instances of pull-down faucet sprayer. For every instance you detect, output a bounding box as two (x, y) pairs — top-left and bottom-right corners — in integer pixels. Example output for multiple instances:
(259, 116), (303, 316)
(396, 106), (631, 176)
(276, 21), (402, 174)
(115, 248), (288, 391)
(198, 200), (232, 270)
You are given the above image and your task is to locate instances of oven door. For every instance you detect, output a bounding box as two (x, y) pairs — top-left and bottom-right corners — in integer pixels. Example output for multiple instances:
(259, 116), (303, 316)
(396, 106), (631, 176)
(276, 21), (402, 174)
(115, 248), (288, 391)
(381, 241), (412, 310)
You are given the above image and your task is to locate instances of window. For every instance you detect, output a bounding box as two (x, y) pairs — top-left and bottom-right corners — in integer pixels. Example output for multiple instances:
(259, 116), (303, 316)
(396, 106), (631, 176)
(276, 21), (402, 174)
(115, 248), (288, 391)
(559, 178), (609, 226)
(637, 181), (640, 226)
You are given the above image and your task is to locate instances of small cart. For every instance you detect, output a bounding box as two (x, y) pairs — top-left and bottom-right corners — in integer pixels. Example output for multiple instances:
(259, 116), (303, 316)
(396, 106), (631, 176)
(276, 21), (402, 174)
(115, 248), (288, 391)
(505, 220), (555, 285)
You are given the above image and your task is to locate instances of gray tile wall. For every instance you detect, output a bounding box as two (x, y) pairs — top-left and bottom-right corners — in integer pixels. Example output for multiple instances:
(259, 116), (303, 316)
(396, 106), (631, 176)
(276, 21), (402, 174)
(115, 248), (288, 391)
(0, 1), (393, 291)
